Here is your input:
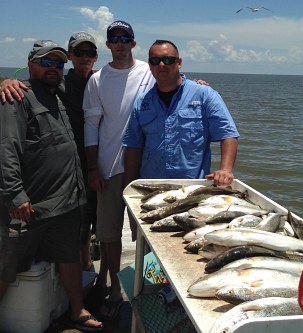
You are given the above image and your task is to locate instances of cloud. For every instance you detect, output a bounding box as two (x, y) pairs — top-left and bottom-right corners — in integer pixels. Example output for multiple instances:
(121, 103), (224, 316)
(79, 6), (114, 50)
(180, 40), (212, 62)
(0, 37), (15, 43)
(22, 38), (36, 43)
(288, 47), (303, 63)
(181, 33), (303, 65)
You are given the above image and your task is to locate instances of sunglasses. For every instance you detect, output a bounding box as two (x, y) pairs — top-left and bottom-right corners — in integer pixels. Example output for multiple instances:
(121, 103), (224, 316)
(73, 49), (97, 58)
(31, 58), (64, 69)
(149, 56), (178, 66)
(107, 35), (133, 44)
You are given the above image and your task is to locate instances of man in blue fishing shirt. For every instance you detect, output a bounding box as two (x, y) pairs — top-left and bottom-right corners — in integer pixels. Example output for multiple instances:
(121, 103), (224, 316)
(123, 39), (239, 186)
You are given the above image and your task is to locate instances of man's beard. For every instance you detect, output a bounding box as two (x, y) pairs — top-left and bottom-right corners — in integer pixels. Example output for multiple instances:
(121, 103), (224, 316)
(40, 71), (62, 89)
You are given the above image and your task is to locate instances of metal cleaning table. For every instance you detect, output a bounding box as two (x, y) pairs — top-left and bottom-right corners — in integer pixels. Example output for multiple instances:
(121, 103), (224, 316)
(123, 179), (303, 333)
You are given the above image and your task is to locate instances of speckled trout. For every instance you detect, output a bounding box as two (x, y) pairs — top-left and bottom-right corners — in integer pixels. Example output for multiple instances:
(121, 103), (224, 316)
(215, 284), (298, 305)
(209, 297), (303, 333)
(205, 227), (303, 252)
(188, 267), (300, 298)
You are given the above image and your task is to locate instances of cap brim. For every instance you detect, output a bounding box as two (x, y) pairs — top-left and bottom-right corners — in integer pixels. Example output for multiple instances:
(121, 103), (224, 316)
(31, 48), (68, 63)
(69, 40), (97, 49)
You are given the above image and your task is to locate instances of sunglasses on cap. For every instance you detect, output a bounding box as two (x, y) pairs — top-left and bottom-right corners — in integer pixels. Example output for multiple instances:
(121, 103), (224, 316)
(107, 35), (133, 44)
(31, 58), (64, 69)
(72, 49), (97, 58)
(149, 56), (178, 66)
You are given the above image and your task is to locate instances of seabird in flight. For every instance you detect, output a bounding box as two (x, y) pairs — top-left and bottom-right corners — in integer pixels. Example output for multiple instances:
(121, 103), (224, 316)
(236, 6), (273, 14)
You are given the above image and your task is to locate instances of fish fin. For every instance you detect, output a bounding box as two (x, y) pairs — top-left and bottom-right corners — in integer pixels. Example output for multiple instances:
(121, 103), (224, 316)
(224, 197), (232, 204)
(241, 303), (263, 311)
(249, 280), (264, 287)
(237, 263), (252, 270)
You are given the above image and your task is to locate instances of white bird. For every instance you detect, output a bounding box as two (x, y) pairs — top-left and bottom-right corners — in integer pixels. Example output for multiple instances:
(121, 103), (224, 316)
(236, 6), (273, 14)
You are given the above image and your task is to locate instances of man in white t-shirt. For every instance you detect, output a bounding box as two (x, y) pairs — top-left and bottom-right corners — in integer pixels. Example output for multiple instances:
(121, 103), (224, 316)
(83, 20), (154, 319)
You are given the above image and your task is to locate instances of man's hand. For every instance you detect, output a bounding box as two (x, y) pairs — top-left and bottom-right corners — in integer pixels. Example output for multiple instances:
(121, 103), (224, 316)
(194, 79), (209, 86)
(0, 79), (28, 103)
(88, 169), (105, 192)
(205, 169), (234, 186)
(9, 202), (34, 223)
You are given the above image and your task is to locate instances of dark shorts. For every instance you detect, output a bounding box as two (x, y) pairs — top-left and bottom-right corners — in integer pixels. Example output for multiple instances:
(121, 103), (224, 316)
(80, 187), (97, 245)
(0, 208), (81, 283)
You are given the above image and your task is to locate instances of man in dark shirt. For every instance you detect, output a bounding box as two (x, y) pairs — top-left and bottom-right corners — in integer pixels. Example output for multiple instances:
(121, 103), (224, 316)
(59, 32), (99, 272)
(1, 32), (99, 273)
(0, 40), (103, 330)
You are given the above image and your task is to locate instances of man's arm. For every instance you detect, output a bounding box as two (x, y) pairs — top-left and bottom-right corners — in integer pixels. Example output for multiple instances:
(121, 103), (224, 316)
(0, 79), (28, 103)
(83, 73), (104, 192)
(85, 145), (104, 192)
(124, 147), (143, 188)
(0, 100), (34, 222)
(205, 138), (238, 186)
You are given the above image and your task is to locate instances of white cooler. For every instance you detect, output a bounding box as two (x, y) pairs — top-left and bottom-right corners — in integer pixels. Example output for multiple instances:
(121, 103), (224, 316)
(0, 261), (68, 333)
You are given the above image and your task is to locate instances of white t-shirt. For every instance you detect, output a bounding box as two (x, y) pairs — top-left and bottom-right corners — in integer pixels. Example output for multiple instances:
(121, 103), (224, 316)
(83, 60), (155, 179)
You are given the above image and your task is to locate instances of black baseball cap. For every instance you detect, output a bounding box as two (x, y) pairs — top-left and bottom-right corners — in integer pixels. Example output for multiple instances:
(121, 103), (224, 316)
(107, 21), (134, 40)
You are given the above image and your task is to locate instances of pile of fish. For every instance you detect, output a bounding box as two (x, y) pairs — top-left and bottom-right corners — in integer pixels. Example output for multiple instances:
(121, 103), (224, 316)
(131, 182), (303, 333)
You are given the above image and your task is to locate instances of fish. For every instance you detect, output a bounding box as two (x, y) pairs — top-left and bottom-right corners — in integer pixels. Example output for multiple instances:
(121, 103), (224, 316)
(164, 185), (205, 201)
(188, 205), (268, 219)
(131, 182), (182, 194)
(209, 297), (303, 333)
(198, 243), (229, 260)
(204, 210), (249, 225)
(222, 256), (303, 274)
(204, 245), (289, 273)
(139, 194), (205, 223)
(141, 184), (204, 208)
(140, 189), (166, 203)
(187, 267), (300, 298)
(199, 195), (260, 209)
(215, 284), (298, 305)
(149, 215), (183, 232)
(276, 220), (295, 237)
(204, 227), (303, 252)
(283, 251), (303, 262)
(187, 185), (246, 198)
(173, 214), (206, 231)
(228, 214), (262, 228)
(183, 223), (228, 242)
(184, 237), (207, 254)
(288, 210), (303, 240)
(255, 212), (283, 232)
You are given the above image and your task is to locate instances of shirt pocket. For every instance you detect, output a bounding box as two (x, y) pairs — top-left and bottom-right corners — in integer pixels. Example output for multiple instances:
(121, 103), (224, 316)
(26, 107), (58, 149)
(178, 107), (205, 142)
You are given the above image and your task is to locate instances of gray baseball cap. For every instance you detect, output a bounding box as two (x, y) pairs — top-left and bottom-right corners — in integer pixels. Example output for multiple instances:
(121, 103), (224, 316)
(68, 32), (97, 50)
(28, 40), (68, 62)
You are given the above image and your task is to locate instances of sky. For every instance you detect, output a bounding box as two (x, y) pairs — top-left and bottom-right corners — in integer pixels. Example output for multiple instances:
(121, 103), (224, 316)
(1, 0), (303, 75)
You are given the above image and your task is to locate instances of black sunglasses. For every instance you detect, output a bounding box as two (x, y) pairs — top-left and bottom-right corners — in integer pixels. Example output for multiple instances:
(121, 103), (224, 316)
(31, 58), (64, 69)
(107, 35), (133, 44)
(149, 56), (178, 66)
(72, 49), (97, 58)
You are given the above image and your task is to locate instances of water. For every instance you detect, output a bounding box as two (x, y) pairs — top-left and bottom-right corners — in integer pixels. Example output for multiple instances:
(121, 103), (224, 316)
(1, 68), (302, 216)
(186, 72), (303, 217)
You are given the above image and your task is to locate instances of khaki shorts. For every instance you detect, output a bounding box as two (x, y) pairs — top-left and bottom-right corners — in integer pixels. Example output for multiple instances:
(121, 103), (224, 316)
(96, 174), (126, 243)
